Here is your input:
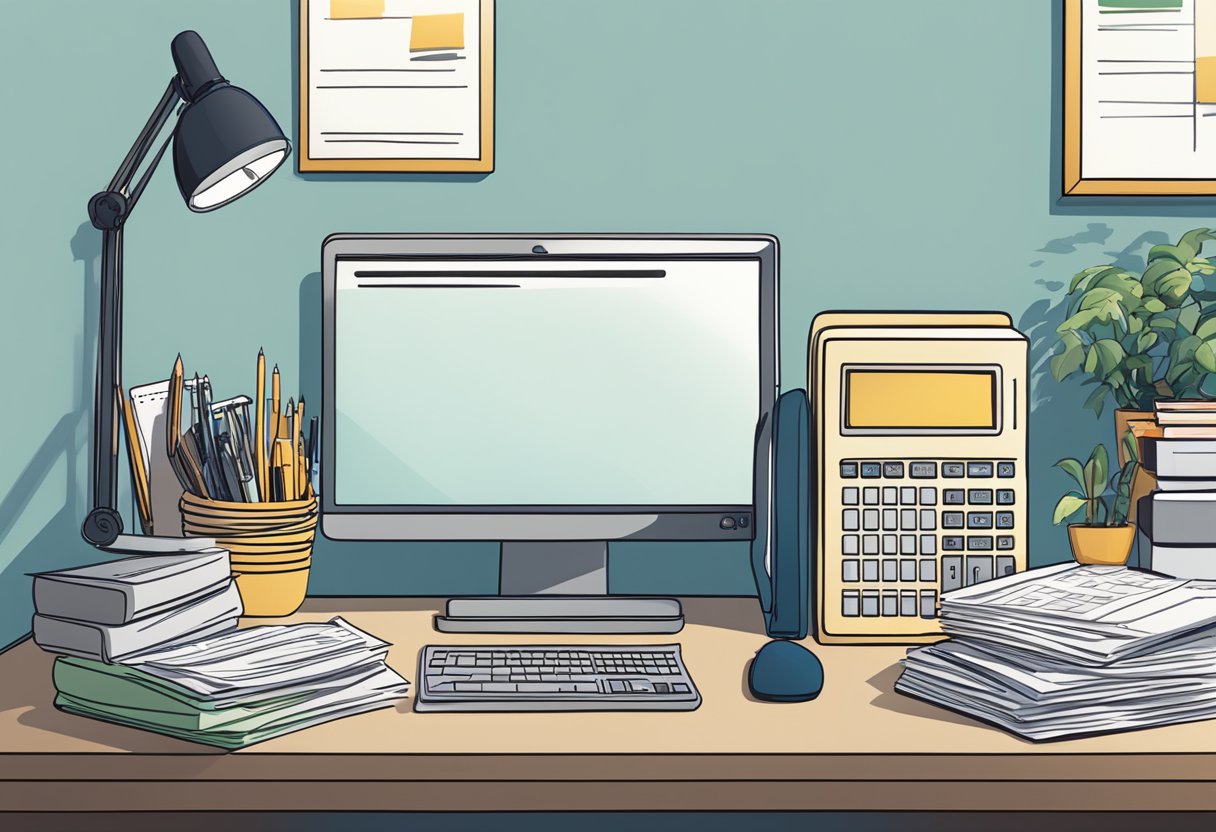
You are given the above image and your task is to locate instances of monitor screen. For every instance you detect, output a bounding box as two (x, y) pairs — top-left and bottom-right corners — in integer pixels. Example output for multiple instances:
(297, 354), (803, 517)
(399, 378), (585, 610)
(322, 235), (777, 542)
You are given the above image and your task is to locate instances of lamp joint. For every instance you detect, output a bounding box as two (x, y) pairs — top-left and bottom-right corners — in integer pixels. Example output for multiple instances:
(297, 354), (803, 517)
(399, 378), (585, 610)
(88, 190), (129, 231)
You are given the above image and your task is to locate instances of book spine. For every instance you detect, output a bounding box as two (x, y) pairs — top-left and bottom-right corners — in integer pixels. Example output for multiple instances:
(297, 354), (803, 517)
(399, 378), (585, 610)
(1141, 496), (1216, 545)
(33, 578), (131, 627)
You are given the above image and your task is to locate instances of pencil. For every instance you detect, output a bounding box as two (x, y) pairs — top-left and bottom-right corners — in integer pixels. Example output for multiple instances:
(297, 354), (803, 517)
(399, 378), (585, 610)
(255, 349), (266, 502)
(296, 397), (306, 498)
(166, 354), (183, 459)
(118, 385), (153, 534)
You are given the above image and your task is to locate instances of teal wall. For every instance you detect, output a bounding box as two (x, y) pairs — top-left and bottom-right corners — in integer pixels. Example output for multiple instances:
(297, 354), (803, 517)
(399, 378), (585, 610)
(2, 0), (1213, 648)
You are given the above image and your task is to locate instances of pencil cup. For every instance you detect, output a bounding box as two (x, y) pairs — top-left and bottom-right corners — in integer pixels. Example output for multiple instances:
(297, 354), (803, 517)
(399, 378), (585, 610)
(180, 492), (317, 617)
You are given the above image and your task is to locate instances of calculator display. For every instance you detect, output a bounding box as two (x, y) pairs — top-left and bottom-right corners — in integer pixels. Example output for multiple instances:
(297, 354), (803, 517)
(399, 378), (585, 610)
(846, 370), (996, 430)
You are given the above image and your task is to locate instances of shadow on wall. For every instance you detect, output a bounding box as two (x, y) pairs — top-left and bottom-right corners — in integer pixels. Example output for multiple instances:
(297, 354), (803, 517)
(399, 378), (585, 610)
(0, 222), (102, 648)
(1022, 224), (1172, 565)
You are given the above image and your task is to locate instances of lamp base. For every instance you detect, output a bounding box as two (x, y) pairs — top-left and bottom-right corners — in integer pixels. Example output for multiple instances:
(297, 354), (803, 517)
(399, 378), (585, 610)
(82, 507), (123, 547)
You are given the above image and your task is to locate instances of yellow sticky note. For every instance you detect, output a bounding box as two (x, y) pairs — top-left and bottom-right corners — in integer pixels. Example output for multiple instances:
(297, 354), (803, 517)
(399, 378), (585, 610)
(410, 13), (465, 51)
(330, 0), (385, 19)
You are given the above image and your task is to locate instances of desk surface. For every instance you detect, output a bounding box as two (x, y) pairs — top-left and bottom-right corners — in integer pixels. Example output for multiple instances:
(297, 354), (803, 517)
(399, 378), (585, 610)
(2, 597), (1216, 812)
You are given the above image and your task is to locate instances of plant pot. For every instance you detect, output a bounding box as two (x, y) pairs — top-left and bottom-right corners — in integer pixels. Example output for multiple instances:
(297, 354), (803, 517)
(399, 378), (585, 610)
(1067, 523), (1136, 566)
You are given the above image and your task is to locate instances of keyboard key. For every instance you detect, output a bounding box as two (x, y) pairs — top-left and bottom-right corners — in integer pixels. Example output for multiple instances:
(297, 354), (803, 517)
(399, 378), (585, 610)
(842, 509), (859, 531)
(840, 462), (859, 478)
(967, 535), (994, 551)
(882, 559), (898, 581)
(842, 559), (860, 582)
(882, 592), (899, 616)
(920, 534), (937, 555)
(920, 590), (937, 618)
(997, 535), (1015, 551)
(996, 511), (1014, 529)
(919, 487), (937, 506)
(882, 487), (898, 505)
(900, 559), (917, 581)
(919, 559), (936, 582)
(883, 508), (898, 530)
(883, 462), (905, 478)
(901, 590), (918, 616)
(862, 534), (879, 555)
(842, 590), (860, 616)
(910, 461), (937, 479)
(968, 489), (994, 505)
(942, 511), (964, 529)
(900, 487), (917, 505)
(942, 555), (963, 591)
(997, 489), (1015, 505)
(920, 509), (937, 530)
(863, 509), (880, 530)
(842, 487), (859, 506)
(942, 462), (965, 478)
(861, 462), (882, 478)
(842, 534), (859, 555)
(966, 555), (994, 585)
(997, 555), (1016, 577)
(997, 462), (1016, 478)
(900, 534), (917, 555)
(901, 509), (917, 530)
(967, 511), (994, 529)
(883, 534), (898, 555)
(942, 536), (964, 551)
(863, 560), (879, 581)
(862, 590), (879, 616)
(944, 489), (965, 505)
(967, 462), (994, 478)
(863, 487), (880, 505)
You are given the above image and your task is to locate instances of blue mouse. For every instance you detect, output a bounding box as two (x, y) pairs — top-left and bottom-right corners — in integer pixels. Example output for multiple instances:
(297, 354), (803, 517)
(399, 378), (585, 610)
(748, 639), (824, 702)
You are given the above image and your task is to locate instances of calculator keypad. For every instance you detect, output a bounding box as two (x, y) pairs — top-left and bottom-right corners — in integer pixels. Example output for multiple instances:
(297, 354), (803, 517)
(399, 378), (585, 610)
(835, 459), (1021, 620)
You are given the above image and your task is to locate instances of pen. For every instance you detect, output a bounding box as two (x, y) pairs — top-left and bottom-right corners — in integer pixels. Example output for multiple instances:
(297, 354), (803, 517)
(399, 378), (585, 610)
(255, 349), (266, 502)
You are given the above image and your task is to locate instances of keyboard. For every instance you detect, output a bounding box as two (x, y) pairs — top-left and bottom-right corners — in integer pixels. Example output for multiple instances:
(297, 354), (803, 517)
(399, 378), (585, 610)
(414, 644), (701, 712)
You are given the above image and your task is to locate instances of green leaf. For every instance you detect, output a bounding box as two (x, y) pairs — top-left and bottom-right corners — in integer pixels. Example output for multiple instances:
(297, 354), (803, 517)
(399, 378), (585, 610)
(1083, 385), (1108, 417)
(1180, 302), (1202, 333)
(1054, 457), (1087, 490)
(1050, 331), (1086, 380)
(1198, 342), (1216, 373)
(1157, 268), (1195, 307)
(1053, 494), (1088, 525)
(1070, 265), (1114, 294)
(1136, 330), (1158, 353)
(1197, 314), (1216, 340)
(1089, 443), (1110, 497)
(1091, 339), (1126, 378)
(1143, 298), (1167, 314)
(1177, 228), (1216, 261)
(1144, 257), (1185, 291)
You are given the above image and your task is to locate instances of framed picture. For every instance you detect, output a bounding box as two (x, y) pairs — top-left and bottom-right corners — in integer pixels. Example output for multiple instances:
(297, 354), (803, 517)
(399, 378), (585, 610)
(299, 0), (494, 173)
(1064, 0), (1216, 195)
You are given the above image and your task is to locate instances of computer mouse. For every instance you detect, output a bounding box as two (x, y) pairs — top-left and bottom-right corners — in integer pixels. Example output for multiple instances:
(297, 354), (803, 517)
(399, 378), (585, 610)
(747, 639), (824, 702)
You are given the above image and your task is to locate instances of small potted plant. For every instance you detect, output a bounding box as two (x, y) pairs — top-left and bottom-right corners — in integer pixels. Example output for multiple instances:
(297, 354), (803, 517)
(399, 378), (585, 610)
(1052, 436), (1141, 566)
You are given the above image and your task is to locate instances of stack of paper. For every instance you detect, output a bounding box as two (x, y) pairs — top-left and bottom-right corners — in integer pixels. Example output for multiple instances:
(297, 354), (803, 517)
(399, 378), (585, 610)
(896, 564), (1216, 741)
(52, 617), (410, 749)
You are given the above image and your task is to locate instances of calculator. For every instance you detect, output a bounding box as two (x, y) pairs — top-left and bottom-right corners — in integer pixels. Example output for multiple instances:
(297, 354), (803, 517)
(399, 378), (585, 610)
(810, 314), (1029, 643)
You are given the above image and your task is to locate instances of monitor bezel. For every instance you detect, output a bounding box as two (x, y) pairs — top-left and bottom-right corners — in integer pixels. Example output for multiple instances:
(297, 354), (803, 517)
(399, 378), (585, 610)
(321, 233), (778, 542)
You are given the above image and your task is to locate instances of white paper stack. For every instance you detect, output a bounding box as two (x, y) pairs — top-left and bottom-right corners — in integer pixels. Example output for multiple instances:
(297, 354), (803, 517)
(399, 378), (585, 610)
(895, 564), (1216, 741)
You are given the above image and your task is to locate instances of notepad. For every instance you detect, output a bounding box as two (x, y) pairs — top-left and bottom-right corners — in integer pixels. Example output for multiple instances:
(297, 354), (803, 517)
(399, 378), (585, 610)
(410, 13), (464, 51)
(330, 0), (385, 19)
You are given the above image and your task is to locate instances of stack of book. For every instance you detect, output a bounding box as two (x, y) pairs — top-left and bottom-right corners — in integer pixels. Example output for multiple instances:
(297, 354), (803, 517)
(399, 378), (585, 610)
(32, 548), (242, 662)
(896, 563), (1216, 741)
(1138, 400), (1216, 578)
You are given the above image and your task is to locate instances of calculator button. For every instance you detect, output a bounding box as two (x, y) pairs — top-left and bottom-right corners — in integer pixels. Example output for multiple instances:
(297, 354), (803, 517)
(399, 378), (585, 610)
(900, 559), (917, 581)
(882, 509), (898, 530)
(842, 591), (860, 616)
(942, 512), (965, 529)
(996, 511), (1014, 529)
(967, 512), (994, 529)
(900, 534), (917, 555)
(968, 489), (994, 505)
(882, 534), (898, 555)
(900, 509), (917, 530)
(997, 462), (1016, 478)
(861, 463), (882, 478)
(942, 536), (965, 551)
(863, 535), (880, 555)
(863, 509), (880, 531)
(910, 461), (937, 479)
(920, 534), (937, 555)
(883, 462), (905, 478)
(920, 590), (937, 618)
(842, 509), (860, 531)
(997, 556), (1016, 576)
(862, 591), (879, 616)
(967, 535), (994, 551)
(882, 592), (899, 616)
(942, 556), (963, 591)
(942, 462), (965, 478)
(863, 487), (880, 505)
(842, 560), (860, 582)
(863, 560), (879, 582)
(967, 462), (994, 478)
(919, 510), (937, 530)
(842, 487), (859, 506)
(900, 487), (917, 505)
(842, 534), (859, 555)
(882, 487), (898, 506)
(901, 591), (918, 616)
(919, 487), (937, 506)
(919, 559), (937, 582)
(966, 555), (994, 584)
(882, 559), (898, 582)
(944, 489), (965, 505)
(997, 489), (1015, 505)
(997, 535), (1015, 551)
(840, 462), (859, 479)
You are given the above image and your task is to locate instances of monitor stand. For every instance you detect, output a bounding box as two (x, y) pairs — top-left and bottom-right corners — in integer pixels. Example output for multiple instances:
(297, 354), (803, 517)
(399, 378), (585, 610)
(434, 542), (684, 634)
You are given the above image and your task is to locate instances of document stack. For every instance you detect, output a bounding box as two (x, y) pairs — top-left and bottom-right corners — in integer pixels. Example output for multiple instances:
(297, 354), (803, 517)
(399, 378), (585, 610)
(1139, 401), (1216, 578)
(32, 549), (242, 662)
(52, 617), (410, 749)
(896, 563), (1216, 741)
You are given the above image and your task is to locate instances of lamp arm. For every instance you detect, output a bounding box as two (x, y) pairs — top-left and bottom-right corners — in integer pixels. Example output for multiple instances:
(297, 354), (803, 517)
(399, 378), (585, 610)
(81, 77), (183, 547)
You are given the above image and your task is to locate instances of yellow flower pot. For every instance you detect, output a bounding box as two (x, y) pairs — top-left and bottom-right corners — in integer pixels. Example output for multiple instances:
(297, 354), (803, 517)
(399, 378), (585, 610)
(1068, 524), (1136, 566)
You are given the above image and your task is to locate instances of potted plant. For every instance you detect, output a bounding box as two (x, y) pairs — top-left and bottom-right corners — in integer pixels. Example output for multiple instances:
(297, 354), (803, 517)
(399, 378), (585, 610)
(1052, 437), (1141, 566)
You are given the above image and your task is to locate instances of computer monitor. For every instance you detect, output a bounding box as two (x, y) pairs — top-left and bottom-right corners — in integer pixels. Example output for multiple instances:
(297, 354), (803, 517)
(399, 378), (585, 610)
(322, 234), (778, 632)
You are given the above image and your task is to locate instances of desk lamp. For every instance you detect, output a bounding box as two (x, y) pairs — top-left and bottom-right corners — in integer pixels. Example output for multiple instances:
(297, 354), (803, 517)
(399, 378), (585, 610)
(82, 31), (289, 547)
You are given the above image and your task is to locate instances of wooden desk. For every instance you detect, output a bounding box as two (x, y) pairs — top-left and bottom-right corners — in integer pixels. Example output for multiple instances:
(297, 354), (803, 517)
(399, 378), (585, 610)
(2, 597), (1216, 813)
